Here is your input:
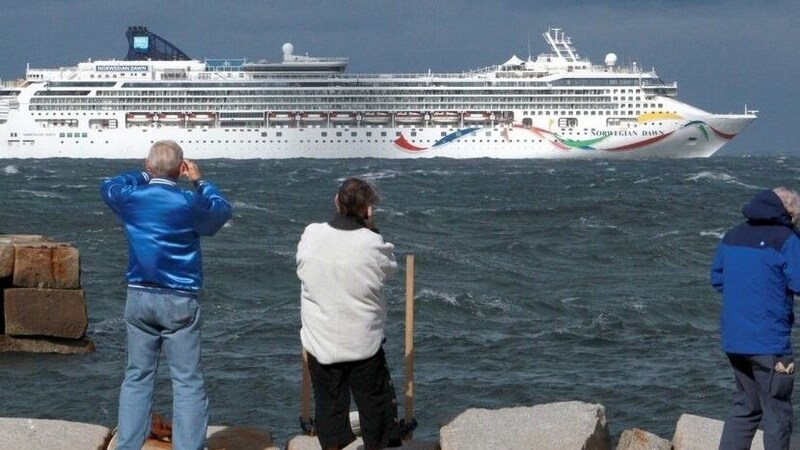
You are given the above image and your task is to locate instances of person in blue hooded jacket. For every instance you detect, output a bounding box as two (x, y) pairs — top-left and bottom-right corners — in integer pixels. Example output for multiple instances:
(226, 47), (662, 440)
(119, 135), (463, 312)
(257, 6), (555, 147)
(711, 187), (800, 450)
(101, 140), (232, 450)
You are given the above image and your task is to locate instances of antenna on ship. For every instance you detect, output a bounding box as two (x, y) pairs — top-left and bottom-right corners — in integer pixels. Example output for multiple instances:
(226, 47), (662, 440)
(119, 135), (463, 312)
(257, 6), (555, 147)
(527, 32), (532, 61)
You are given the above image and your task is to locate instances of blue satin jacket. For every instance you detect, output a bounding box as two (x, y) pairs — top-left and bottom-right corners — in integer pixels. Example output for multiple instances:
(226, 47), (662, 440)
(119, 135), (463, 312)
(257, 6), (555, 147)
(101, 171), (232, 292)
(711, 189), (800, 355)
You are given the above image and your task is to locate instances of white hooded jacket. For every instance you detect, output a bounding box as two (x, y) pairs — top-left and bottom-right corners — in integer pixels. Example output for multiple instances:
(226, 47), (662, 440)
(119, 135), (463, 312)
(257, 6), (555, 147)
(297, 214), (398, 364)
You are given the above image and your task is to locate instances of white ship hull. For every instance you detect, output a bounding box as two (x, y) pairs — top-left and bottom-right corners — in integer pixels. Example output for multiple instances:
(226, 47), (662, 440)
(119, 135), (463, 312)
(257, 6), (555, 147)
(0, 112), (755, 159)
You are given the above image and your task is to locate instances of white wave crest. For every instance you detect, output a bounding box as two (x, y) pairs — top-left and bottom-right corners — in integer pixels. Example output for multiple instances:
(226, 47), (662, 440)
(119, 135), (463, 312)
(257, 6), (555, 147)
(231, 201), (268, 211)
(17, 189), (66, 199)
(685, 171), (762, 190)
(3, 165), (19, 174)
(700, 230), (724, 239)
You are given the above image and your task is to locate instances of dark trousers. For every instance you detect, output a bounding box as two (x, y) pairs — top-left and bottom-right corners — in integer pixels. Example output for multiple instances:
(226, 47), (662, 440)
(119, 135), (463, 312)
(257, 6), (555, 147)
(719, 353), (794, 450)
(307, 347), (401, 450)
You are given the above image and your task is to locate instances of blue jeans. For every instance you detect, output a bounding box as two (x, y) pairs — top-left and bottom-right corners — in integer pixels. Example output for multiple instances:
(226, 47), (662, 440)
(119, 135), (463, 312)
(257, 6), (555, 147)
(116, 287), (208, 450)
(720, 353), (794, 450)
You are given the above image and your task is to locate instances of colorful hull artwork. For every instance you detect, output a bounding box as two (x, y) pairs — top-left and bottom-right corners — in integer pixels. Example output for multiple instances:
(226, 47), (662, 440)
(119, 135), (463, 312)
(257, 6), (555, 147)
(393, 115), (741, 156)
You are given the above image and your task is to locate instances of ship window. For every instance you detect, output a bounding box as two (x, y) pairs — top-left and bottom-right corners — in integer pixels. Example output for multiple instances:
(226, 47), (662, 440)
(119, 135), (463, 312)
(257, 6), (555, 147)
(366, 132), (372, 137)
(321, 132), (327, 137)
(351, 132), (357, 137)
(381, 132), (387, 137)
(261, 132), (267, 137)
(276, 132), (282, 137)
(336, 132), (342, 137)
(441, 132), (447, 136)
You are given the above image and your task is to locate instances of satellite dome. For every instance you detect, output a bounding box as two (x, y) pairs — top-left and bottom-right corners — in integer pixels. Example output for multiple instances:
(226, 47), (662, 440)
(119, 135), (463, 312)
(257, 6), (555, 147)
(282, 43), (294, 56)
(604, 53), (617, 67)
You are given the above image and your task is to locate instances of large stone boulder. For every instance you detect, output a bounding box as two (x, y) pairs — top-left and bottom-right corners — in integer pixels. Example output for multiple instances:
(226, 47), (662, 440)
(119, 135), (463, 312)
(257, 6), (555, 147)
(286, 435), (438, 450)
(4, 288), (88, 338)
(616, 428), (670, 450)
(672, 413), (764, 450)
(0, 235), (51, 279)
(12, 242), (80, 289)
(439, 401), (610, 450)
(0, 417), (111, 450)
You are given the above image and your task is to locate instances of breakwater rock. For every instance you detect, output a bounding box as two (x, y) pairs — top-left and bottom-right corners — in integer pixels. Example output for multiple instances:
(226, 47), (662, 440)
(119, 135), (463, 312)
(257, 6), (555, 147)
(0, 401), (772, 449)
(0, 234), (93, 354)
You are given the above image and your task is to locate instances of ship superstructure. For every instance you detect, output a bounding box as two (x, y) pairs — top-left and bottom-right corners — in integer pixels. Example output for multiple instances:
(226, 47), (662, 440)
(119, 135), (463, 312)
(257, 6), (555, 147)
(0, 26), (756, 158)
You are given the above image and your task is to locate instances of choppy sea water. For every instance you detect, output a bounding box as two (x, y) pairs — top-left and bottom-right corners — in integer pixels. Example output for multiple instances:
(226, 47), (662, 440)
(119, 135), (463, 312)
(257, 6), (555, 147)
(2, 156), (800, 445)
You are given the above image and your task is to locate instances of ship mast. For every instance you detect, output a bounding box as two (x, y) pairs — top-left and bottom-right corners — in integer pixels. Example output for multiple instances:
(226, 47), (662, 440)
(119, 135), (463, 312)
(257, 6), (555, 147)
(543, 28), (579, 63)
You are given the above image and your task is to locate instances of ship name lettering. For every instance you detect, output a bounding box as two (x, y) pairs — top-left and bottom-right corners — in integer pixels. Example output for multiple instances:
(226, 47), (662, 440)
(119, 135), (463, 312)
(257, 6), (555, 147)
(96, 65), (149, 72)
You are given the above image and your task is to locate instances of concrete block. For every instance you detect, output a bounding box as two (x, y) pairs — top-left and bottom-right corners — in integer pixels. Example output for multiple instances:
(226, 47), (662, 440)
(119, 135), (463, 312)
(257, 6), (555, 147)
(0, 335), (95, 354)
(12, 242), (80, 289)
(4, 288), (88, 338)
(672, 413), (764, 450)
(616, 428), (671, 450)
(287, 435), (438, 450)
(440, 401), (610, 450)
(0, 241), (13, 278)
(0, 235), (51, 278)
(0, 417), (111, 450)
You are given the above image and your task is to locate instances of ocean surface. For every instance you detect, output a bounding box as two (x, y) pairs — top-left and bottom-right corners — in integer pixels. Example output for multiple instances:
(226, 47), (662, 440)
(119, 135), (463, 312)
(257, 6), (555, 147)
(2, 155), (800, 445)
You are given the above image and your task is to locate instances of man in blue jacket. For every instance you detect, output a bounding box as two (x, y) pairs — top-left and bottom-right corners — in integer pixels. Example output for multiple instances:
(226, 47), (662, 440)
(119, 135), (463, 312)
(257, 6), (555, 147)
(101, 140), (232, 450)
(711, 187), (800, 450)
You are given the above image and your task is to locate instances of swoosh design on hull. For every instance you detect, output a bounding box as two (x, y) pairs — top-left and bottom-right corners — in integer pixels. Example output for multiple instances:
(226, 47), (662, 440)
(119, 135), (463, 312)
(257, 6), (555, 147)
(394, 120), (739, 154)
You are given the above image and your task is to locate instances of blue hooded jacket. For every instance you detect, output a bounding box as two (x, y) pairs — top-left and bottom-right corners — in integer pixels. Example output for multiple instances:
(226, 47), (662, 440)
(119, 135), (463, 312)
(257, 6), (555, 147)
(711, 189), (800, 355)
(101, 171), (232, 292)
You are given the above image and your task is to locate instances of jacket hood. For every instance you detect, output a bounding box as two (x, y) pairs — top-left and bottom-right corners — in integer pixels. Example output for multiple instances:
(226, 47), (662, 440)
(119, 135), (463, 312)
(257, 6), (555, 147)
(742, 189), (793, 226)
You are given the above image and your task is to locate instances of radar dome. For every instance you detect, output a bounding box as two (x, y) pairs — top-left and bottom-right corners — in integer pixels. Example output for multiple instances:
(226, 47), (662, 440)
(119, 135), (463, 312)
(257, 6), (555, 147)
(604, 53), (617, 67)
(282, 43), (294, 56)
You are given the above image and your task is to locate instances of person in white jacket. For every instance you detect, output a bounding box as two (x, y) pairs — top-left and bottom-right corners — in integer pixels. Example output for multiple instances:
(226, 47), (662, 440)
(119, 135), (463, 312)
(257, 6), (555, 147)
(297, 177), (401, 450)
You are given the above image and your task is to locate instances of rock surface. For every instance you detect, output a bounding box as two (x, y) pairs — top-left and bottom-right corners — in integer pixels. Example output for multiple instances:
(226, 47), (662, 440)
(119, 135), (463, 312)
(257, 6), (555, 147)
(4, 288), (88, 338)
(287, 435), (438, 450)
(439, 401), (610, 450)
(616, 428), (671, 450)
(0, 417), (111, 450)
(0, 334), (95, 354)
(672, 413), (765, 450)
(12, 243), (80, 289)
(107, 425), (279, 450)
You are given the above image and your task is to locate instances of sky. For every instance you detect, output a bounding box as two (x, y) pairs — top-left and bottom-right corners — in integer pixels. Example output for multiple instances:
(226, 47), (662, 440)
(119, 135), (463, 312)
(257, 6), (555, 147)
(1, 0), (798, 156)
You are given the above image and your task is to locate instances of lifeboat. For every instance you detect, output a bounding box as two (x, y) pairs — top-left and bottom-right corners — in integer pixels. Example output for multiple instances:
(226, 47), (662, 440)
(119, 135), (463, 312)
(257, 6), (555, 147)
(463, 111), (491, 124)
(394, 112), (424, 124)
(362, 112), (391, 124)
(157, 113), (185, 124)
(329, 112), (357, 124)
(431, 111), (460, 124)
(126, 112), (154, 124)
(187, 112), (216, 122)
(268, 112), (296, 123)
(300, 112), (327, 124)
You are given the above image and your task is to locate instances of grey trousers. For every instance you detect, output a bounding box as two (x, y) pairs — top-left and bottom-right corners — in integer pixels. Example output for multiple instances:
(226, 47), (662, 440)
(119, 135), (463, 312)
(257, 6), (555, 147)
(719, 353), (794, 450)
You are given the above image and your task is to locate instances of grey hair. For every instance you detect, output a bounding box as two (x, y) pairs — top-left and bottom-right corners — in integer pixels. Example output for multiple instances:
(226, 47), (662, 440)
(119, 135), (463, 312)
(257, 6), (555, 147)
(147, 140), (183, 177)
(773, 186), (800, 225)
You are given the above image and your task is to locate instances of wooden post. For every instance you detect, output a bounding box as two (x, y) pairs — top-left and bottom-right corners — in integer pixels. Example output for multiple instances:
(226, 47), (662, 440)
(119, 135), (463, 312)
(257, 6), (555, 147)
(301, 348), (312, 433)
(403, 254), (415, 439)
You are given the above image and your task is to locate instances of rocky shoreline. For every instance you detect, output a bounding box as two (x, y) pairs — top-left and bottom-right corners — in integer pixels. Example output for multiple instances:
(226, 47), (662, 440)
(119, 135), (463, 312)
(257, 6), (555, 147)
(0, 401), (766, 449)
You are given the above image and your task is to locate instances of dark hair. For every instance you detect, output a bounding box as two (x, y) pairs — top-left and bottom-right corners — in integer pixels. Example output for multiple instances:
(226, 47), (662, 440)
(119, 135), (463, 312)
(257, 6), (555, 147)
(337, 178), (378, 219)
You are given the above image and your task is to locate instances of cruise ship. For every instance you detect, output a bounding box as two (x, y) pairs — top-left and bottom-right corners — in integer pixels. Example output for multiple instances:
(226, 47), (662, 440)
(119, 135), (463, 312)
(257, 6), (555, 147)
(0, 26), (756, 159)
